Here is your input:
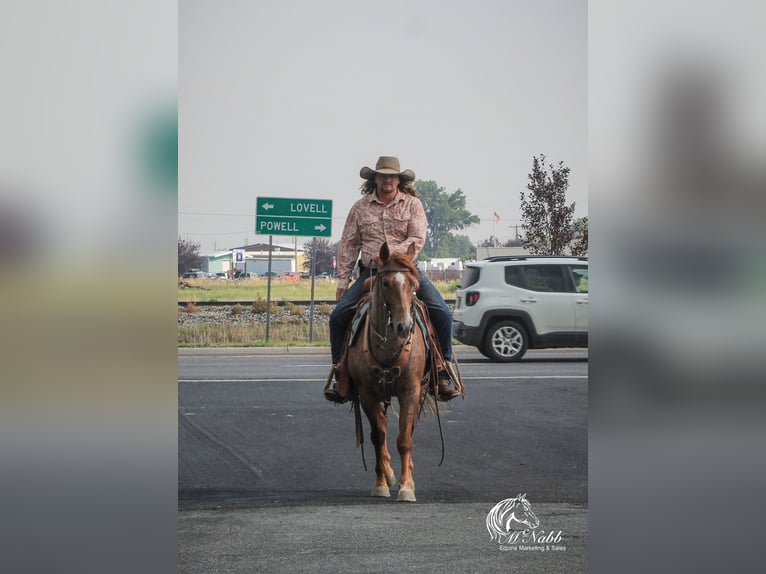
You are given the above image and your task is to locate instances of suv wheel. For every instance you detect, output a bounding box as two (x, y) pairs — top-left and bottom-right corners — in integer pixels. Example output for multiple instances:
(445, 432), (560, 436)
(483, 320), (528, 362)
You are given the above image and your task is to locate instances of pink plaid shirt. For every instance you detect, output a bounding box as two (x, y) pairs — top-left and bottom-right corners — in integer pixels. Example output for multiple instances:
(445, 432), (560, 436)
(336, 191), (427, 289)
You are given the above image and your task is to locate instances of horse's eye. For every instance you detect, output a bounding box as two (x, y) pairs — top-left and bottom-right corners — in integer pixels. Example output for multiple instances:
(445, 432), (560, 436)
(382, 280), (390, 288)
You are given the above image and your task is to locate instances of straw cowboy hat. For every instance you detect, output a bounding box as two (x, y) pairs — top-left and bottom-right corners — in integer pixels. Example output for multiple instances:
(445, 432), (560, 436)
(360, 156), (415, 182)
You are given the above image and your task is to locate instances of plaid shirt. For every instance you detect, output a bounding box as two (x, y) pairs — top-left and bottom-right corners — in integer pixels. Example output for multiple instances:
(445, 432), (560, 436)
(336, 191), (427, 289)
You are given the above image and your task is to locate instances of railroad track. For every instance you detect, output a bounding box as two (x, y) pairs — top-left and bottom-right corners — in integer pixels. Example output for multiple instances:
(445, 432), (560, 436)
(178, 299), (457, 307)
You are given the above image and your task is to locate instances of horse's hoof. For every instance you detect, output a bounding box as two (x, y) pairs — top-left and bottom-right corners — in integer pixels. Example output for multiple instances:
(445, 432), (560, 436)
(397, 486), (416, 502)
(386, 472), (396, 487)
(371, 486), (391, 498)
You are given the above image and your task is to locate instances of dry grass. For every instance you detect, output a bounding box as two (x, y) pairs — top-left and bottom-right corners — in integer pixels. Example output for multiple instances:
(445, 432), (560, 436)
(252, 299), (279, 314)
(177, 321), (330, 346)
(284, 301), (300, 315)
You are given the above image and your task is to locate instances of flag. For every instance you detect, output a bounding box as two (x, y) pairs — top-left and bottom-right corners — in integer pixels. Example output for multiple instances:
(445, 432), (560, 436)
(493, 211), (500, 223)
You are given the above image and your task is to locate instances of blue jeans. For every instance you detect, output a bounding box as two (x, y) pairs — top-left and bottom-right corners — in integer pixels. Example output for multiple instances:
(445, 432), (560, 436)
(329, 269), (453, 364)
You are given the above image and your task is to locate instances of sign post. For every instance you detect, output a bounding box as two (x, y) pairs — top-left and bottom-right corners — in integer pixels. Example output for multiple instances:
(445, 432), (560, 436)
(256, 197), (333, 341)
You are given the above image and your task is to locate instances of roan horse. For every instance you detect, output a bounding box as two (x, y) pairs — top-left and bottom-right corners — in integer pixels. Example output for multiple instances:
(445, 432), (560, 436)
(344, 241), (430, 502)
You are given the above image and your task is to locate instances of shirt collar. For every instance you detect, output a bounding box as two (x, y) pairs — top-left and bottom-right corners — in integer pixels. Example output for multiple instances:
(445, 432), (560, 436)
(369, 190), (401, 205)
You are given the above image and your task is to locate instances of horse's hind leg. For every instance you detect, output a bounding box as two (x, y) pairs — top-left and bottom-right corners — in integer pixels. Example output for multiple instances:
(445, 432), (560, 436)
(362, 399), (396, 497)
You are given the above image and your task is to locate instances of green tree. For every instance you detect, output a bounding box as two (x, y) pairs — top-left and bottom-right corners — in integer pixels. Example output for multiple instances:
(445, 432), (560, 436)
(178, 237), (202, 276)
(478, 236), (524, 248)
(520, 155), (576, 255)
(570, 217), (588, 256)
(302, 238), (338, 275)
(438, 234), (475, 260)
(415, 180), (480, 257)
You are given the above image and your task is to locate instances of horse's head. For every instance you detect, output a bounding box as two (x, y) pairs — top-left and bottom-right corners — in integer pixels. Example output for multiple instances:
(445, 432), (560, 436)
(486, 493), (540, 541)
(509, 493), (540, 529)
(375, 242), (420, 340)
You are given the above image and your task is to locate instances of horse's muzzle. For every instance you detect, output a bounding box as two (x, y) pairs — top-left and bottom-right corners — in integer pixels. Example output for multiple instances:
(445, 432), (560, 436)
(396, 319), (414, 338)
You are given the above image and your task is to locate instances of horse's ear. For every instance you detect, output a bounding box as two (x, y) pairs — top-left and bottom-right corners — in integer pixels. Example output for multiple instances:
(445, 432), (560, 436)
(379, 242), (390, 263)
(406, 242), (417, 261)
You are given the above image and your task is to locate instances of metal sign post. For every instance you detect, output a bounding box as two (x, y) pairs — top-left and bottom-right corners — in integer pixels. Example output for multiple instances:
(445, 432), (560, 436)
(265, 235), (273, 341)
(255, 197), (333, 343)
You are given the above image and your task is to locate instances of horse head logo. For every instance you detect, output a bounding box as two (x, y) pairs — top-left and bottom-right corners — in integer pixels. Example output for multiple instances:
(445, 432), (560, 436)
(486, 493), (540, 544)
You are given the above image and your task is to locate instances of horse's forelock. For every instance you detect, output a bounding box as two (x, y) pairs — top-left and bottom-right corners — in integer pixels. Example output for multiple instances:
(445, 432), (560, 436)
(384, 251), (418, 276)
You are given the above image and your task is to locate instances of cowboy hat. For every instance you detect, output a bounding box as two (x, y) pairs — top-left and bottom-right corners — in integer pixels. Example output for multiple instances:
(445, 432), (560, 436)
(360, 156), (415, 182)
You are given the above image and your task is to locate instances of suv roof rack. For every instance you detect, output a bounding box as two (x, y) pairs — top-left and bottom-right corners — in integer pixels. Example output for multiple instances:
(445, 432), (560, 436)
(483, 255), (588, 262)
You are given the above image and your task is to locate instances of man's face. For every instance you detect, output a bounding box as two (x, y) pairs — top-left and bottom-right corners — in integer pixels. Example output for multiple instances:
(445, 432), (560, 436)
(375, 173), (399, 195)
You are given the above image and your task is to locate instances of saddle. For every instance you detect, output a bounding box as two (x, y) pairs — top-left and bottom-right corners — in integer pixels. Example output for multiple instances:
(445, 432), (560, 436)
(327, 292), (452, 402)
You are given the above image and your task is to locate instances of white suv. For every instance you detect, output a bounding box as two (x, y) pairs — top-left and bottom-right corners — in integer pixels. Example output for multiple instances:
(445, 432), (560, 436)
(452, 256), (588, 361)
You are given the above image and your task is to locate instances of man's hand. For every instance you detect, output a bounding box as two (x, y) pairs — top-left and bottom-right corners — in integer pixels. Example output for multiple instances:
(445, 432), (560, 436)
(336, 287), (347, 302)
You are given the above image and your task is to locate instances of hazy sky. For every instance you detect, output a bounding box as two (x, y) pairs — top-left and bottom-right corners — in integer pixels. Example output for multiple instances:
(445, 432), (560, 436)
(179, 0), (587, 253)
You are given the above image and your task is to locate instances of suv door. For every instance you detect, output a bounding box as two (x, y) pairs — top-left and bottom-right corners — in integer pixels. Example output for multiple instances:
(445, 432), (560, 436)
(567, 264), (589, 335)
(505, 264), (578, 335)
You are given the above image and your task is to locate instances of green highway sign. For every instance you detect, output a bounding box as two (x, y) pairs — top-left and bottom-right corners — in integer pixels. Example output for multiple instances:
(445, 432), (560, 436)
(256, 196), (332, 237)
(256, 215), (331, 236)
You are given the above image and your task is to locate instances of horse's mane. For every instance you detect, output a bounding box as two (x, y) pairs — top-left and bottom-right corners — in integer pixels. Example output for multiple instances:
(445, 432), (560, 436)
(383, 251), (418, 276)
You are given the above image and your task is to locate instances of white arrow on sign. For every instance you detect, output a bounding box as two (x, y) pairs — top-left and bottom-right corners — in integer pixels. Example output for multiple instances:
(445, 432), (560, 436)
(314, 224), (326, 232)
(262, 202), (274, 210)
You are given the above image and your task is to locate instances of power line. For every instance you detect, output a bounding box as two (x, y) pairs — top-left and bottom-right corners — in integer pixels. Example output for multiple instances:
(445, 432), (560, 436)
(179, 211), (250, 217)
(181, 230), (252, 236)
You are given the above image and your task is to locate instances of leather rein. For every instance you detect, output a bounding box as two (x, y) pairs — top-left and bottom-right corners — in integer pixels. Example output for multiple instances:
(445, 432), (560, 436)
(363, 266), (420, 394)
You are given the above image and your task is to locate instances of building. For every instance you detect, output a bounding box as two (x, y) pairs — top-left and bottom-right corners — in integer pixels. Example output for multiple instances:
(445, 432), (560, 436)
(203, 243), (306, 276)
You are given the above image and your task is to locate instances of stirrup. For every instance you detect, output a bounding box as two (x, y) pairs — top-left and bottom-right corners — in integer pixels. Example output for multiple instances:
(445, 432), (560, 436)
(434, 379), (461, 402)
(323, 365), (347, 404)
(433, 361), (463, 401)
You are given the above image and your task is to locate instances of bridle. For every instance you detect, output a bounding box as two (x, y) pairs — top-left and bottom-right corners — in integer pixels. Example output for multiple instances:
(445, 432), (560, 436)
(368, 266), (419, 359)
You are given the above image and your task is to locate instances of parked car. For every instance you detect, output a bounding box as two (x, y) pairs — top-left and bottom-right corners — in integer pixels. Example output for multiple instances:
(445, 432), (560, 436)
(452, 256), (588, 361)
(260, 271), (278, 278)
(182, 269), (206, 279)
(279, 271), (300, 281)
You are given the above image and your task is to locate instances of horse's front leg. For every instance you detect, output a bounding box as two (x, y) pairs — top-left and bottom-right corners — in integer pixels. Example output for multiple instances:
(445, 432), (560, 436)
(360, 396), (396, 497)
(396, 387), (421, 502)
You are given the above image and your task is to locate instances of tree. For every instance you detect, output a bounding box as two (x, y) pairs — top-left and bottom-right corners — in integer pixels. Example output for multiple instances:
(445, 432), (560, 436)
(438, 234), (476, 260)
(415, 180), (480, 258)
(570, 217), (588, 256)
(302, 238), (338, 275)
(520, 155), (576, 255)
(178, 237), (202, 276)
(478, 236), (524, 248)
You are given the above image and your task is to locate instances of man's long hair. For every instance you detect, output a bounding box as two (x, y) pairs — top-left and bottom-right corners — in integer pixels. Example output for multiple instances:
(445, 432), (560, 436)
(360, 178), (419, 197)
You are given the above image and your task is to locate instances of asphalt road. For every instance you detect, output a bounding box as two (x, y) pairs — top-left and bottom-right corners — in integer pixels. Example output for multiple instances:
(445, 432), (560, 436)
(178, 346), (588, 573)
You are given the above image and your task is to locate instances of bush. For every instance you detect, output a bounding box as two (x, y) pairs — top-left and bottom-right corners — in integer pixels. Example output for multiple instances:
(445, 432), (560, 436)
(252, 299), (278, 314)
(284, 301), (300, 315)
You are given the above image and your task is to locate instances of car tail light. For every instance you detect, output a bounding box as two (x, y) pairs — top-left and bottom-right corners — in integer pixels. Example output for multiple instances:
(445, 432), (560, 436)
(465, 291), (480, 306)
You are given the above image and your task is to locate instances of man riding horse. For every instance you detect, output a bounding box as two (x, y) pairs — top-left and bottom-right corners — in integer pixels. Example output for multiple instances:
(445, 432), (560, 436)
(324, 156), (463, 403)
